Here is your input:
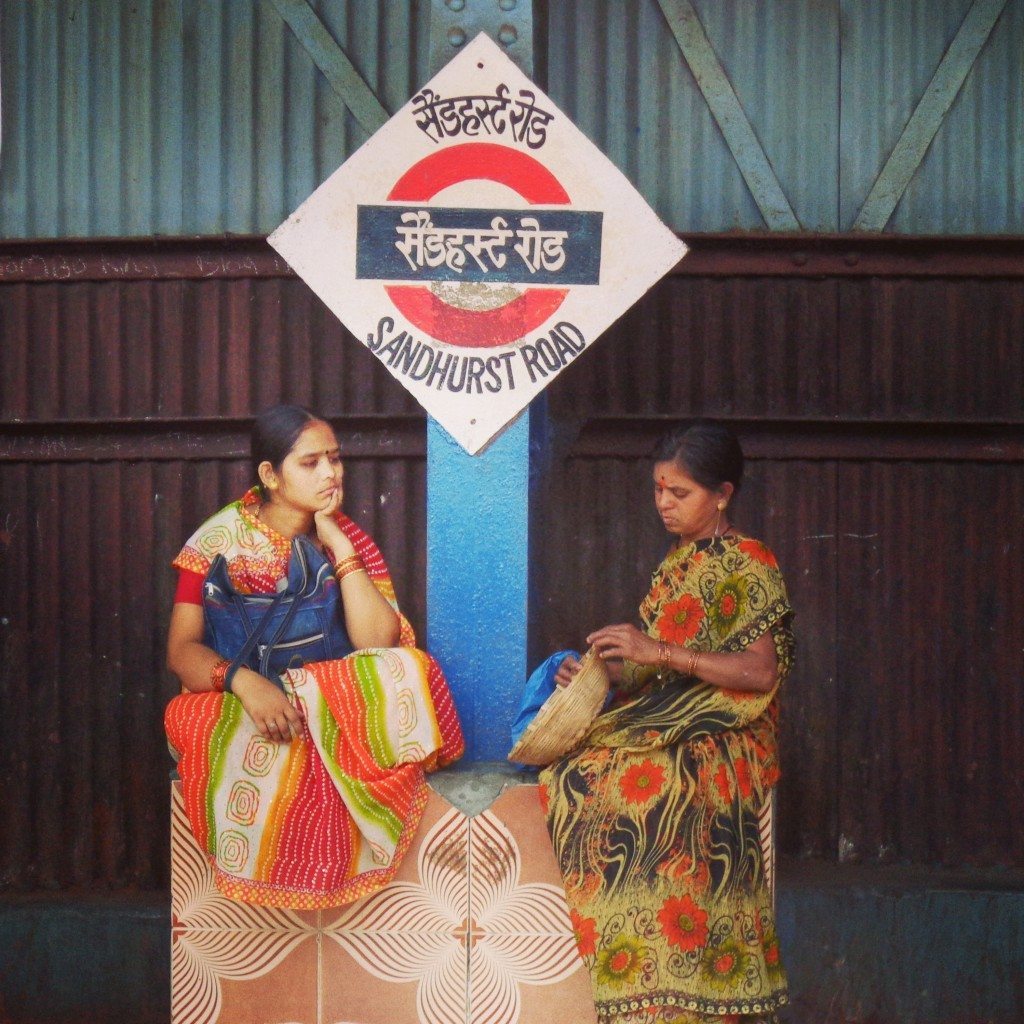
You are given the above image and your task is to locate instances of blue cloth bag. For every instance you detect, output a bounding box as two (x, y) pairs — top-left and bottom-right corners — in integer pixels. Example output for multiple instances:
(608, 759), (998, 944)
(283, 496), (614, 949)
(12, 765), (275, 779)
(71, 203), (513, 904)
(509, 649), (579, 749)
(202, 534), (354, 691)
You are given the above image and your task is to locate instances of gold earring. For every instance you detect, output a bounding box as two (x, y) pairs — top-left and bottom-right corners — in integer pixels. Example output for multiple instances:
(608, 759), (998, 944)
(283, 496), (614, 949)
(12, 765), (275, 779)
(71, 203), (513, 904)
(717, 500), (726, 511)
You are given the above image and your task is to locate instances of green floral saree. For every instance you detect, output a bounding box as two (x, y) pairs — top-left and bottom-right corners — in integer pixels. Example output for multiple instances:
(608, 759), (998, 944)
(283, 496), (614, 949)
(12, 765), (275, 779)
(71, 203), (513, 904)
(540, 535), (794, 1024)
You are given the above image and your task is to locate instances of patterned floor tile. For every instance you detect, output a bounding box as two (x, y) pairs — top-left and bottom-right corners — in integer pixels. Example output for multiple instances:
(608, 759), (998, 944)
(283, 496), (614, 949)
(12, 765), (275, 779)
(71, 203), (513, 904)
(216, 937), (319, 1024)
(171, 780), (602, 1024)
(480, 784), (564, 886)
(467, 786), (597, 1024)
(171, 782), (319, 1024)
(322, 791), (470, 1024)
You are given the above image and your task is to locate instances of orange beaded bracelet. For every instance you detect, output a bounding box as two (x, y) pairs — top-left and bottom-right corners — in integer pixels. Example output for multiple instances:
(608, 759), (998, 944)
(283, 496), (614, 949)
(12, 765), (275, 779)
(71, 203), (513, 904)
(210, 657), (230, 693)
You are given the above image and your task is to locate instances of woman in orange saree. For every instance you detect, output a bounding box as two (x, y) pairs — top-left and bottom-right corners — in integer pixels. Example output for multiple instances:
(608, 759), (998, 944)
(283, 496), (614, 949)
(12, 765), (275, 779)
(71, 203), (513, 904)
(165, 405), (463, 908)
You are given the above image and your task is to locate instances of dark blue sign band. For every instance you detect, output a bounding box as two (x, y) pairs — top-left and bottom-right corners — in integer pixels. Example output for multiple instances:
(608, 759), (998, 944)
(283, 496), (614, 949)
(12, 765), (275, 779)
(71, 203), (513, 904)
(356, 205), (602, 285)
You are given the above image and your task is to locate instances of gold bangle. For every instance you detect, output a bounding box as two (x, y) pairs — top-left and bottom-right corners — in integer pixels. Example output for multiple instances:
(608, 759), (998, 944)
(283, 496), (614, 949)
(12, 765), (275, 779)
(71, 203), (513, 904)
(333, 554), (365, 581)
(659, 640), (670, 668)
(686, 649), (701, 677)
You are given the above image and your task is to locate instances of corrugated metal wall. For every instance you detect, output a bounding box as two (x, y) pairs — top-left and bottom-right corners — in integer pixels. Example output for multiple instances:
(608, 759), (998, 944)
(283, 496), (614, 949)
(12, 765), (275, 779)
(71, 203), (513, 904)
(546, 0), (841, 231)
(1, 3), (1022, 890)
(2, 239), (1022, 886)
(0, 241), (426, 890)
(534, 236), (1024, 866)
(0, 0), (430, 237)
(2, 0), (1022, 237)
(547, 0), (1023, 233)
(840, 0), (1024, 233)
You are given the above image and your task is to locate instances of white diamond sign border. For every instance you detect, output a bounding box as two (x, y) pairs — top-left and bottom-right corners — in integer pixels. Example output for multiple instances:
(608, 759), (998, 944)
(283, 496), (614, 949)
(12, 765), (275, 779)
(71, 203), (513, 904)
(269, 33), (687, 454)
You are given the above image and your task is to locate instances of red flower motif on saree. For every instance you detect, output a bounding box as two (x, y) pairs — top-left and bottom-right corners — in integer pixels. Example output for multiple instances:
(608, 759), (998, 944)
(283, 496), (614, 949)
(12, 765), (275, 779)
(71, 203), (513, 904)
(739, 539), (778, 567)
(714, 764), (733, 804)
(708, 577), (747, 635)
(619, 759), (666, 805)
(656, 593), (705, 644)
(569, 908), (598, 957)
(733, 757), (753, 799)
(701, 939), (749, 992)
(595, 933), (645, 989)
(714, 952), (735, 974)
(537, 784), (550, 817)
(657, 894), (709, 952)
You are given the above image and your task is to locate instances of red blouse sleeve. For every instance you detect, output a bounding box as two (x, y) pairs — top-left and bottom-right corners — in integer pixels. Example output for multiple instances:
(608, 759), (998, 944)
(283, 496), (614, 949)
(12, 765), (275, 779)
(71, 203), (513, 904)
(174, 568), (205, 606)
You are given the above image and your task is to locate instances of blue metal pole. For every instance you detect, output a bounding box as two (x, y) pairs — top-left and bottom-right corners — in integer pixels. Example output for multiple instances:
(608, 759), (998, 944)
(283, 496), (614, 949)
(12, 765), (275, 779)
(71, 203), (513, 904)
(425, 3), (535, 763)
(426, 415), (529, 761)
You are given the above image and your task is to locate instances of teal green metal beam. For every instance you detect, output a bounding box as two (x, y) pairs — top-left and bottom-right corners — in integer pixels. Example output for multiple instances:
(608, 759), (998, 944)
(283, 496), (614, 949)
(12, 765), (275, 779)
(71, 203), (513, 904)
(268, 0), (389, 136)
(853, 0), (1010, 232)
(428, 0), (533, 76)
(657, 0), (800, 231)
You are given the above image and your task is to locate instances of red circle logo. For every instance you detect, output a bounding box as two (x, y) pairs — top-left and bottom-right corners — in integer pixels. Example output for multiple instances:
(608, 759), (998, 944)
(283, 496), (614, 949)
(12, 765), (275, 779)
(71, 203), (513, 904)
(384, 142), (569, 348)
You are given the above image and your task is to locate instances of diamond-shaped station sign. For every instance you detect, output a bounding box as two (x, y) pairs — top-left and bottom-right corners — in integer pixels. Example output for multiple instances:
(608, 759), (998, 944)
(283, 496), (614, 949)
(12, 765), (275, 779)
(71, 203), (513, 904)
(269, 34), (687, 454)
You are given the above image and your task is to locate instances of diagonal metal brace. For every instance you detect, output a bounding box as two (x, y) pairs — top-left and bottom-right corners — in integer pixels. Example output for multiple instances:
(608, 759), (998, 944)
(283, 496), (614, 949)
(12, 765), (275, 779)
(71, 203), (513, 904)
(853, 0), (1009, 231)
(269, 0), (389, 137)
(657, 0), (800, 231)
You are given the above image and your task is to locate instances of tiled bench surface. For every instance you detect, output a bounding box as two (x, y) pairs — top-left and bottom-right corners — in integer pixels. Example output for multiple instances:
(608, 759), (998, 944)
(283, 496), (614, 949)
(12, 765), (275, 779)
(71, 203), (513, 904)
(171, 780), (598, 1024)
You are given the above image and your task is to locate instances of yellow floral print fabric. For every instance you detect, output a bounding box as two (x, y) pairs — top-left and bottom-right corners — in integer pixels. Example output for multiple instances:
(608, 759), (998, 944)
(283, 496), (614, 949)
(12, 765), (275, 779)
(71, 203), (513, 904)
(540, 535), (794, 1023)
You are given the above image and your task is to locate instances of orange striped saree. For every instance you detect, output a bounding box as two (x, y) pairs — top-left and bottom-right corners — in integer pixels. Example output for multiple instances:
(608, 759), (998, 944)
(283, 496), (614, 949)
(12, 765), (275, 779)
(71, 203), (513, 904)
(165, 491), (463, 908)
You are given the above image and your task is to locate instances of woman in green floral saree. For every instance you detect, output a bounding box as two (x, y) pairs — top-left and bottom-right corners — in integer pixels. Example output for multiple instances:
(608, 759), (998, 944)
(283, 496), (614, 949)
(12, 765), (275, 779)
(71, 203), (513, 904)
(540, 422), (794, 1024)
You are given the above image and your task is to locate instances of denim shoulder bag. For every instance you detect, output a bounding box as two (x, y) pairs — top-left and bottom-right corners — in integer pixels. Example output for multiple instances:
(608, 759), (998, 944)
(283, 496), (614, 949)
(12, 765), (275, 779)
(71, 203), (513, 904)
(202, 534), (354, 692)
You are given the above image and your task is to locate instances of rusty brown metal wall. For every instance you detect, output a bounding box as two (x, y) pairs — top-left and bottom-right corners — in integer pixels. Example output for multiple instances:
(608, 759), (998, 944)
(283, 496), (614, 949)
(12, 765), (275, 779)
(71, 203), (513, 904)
(0, 241), (427, 891)
(534, 235), (1024, 868)
(1, 236), (1022, 891)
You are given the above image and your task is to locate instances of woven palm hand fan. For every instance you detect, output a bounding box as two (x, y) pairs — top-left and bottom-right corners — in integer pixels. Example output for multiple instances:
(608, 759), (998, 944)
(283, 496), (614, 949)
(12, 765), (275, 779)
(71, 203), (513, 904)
(507, 646), (610, 766)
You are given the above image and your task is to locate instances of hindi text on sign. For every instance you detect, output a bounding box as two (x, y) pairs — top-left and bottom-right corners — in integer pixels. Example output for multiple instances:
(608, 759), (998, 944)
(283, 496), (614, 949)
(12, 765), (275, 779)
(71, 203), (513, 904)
(357, 206), (601, 286)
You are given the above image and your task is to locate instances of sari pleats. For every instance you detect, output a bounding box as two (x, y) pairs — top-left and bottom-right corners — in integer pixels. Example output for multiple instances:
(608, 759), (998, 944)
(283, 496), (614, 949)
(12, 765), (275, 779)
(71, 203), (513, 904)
(167, 648), (463, 909)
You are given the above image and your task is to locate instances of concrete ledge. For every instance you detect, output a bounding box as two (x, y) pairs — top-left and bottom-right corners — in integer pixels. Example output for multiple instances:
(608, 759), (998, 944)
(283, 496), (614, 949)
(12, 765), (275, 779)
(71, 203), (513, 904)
(0, 893), (169, 1024)
(427, 759), (538, 816)
(2, 862), (1023, 1023)
(777, 860), (1024, 1024)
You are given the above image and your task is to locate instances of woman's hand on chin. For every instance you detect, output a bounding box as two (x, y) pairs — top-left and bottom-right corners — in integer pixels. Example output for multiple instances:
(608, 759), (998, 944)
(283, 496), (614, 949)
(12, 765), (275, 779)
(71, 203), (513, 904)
(586, 623), (659, 666)
(231, 668), (305, 743)
(314, 489), (355, 562)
